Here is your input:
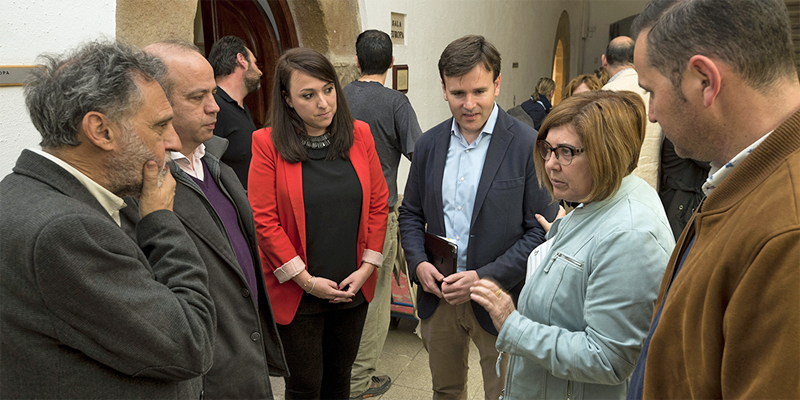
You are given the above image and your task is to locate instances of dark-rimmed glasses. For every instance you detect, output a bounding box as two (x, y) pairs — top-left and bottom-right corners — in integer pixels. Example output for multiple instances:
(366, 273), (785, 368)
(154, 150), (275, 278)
(537, 140), (586, 166)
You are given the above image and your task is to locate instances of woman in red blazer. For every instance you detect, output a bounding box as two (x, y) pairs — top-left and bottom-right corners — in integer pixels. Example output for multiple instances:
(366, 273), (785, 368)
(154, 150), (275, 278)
(248, 48), (388, 400)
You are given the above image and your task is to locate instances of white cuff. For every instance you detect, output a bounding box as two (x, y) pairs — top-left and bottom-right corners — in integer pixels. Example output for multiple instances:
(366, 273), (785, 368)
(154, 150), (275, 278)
(362, 249), (383, 268)
(274, 255), (306, 283)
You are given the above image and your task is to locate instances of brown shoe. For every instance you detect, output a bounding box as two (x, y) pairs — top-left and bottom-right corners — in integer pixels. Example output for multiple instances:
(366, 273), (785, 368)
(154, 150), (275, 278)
(350, 375), (392, 399)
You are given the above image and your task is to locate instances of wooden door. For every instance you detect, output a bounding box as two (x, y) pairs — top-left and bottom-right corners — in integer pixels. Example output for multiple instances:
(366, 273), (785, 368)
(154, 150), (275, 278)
(200, 0), (298, 128)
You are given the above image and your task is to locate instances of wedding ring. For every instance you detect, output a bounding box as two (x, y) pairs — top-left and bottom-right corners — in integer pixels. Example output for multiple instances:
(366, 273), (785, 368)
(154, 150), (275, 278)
(495, 289), (502, 297)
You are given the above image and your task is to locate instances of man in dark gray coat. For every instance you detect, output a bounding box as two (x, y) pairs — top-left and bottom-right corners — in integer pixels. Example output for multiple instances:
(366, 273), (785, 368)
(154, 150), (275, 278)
(0, 41), (216, 399)
(133, 41), (288, 399)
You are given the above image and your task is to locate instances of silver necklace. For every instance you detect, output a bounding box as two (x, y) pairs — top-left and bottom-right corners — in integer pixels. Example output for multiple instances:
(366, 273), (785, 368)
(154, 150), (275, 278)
(300, 132), (331, 149)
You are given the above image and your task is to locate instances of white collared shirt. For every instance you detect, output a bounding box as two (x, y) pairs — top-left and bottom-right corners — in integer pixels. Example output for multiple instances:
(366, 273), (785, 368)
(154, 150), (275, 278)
(442, 102), (499, 271)
(171, 144), (206, 181)
(606, 67), (633, 85)
(702, 131), (773, 195)
(31, 148), (127, 226)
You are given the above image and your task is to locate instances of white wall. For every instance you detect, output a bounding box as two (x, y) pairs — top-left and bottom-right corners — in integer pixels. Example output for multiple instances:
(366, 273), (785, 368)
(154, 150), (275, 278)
(581, 0), (650, 74)
(0, 0), (116, 178)
(356, 0), (588, 193)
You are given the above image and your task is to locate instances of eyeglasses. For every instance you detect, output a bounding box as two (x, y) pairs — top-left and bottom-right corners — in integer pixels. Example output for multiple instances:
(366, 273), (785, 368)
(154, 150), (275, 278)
(537, 140), (586, 166)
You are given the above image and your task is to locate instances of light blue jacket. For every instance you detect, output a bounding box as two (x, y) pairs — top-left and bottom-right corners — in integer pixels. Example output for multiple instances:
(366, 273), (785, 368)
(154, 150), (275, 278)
(497, 175), (675, 400)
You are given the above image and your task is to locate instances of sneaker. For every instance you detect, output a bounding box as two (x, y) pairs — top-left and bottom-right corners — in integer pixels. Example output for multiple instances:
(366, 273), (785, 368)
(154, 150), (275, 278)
(350, 375), (392, 399)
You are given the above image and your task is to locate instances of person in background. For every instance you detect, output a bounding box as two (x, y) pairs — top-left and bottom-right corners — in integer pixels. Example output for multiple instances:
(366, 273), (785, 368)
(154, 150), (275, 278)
(658, 138), (709, 240)
(343, 29), (423, 400)
(521, 77), (556, 130)
(602, 36), (662, 190)
(0, 41), (215, 399)
(399, 35), (557, 400)
(628, 0), (800, 397)
(562, 74), (603, 100)
(249, 47), (389, 399)
(138, 41), (289, 399)
(208, 35), (263, 189)
(471, 90), (674, 400)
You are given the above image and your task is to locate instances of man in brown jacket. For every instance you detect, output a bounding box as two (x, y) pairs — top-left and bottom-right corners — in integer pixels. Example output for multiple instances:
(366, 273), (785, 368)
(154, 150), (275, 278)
(626, 0), (800, 398)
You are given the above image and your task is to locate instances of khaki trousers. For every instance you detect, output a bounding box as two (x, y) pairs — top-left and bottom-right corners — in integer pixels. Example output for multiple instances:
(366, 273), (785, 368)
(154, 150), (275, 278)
(420, 299), (508, 400)
(350, 209), (399, 394)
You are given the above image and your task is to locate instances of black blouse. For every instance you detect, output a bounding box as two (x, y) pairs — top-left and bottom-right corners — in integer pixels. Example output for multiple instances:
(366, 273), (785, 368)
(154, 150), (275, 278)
(297, 147), (364, 313)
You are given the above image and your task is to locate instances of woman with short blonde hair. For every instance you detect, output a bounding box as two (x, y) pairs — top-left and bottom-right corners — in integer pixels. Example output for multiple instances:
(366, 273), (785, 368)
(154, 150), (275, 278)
(471, 90), (675, 399)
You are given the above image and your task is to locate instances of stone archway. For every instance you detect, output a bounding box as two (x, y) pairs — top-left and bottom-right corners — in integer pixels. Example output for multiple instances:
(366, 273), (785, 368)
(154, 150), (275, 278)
(551, 11), (570, 105)
(116, 0), (364, 92)
(116, 0), (199, 46)
(286, 0), (362, 86)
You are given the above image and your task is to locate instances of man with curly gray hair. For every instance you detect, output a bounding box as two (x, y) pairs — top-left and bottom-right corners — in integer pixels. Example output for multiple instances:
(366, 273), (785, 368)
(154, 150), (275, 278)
(0, 40), (216, 399)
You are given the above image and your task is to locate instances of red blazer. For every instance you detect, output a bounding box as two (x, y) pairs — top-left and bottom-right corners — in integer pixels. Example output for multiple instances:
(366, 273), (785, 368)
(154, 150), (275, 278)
(248, 120), (389, 324)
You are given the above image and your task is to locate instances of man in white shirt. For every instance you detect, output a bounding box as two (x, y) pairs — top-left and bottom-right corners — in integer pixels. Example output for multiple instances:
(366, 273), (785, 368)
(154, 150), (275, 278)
(602, 36), (662, 189)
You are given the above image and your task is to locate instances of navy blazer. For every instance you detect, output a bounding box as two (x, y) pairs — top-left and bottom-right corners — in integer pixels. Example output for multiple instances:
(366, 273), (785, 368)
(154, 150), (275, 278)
(399, 107), (558, 335)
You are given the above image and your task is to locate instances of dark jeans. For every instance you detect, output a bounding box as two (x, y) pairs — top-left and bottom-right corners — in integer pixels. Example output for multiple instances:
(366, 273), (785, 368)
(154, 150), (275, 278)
(278, 300), (369, 399)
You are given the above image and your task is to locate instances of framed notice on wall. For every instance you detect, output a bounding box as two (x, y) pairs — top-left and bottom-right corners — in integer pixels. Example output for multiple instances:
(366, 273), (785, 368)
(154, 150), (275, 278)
(393, 65), (409, 93)
(0, 66), (38, 87)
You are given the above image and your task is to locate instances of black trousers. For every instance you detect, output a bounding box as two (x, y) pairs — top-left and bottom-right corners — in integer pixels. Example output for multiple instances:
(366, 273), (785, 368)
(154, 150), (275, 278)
(278, 300), (369, 399)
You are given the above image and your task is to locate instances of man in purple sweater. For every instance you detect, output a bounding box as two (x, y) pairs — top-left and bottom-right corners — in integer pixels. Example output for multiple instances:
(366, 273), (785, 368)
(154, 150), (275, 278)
(131, 41), (289, 399)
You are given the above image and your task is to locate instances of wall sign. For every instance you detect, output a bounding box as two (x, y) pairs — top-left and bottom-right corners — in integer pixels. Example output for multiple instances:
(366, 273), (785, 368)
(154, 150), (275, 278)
(391, 13), (405, 45)
(393, 65), (408, 93)
(0, 66), (39, 87)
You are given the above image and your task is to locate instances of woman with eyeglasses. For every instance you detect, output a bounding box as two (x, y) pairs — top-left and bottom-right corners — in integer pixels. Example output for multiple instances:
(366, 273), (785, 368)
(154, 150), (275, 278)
(471, 91), (675, 399)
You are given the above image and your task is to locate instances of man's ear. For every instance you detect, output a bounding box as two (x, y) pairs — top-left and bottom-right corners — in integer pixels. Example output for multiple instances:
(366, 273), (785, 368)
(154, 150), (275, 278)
(441, 79), (448, 101)
(389, 56), (395, 69)
(601, 54), (608, 69)
(80, 111), (117, 151)
(687, 55), (722, 107)
(494, 73), (502, 97)
(236, 53), (248, 70)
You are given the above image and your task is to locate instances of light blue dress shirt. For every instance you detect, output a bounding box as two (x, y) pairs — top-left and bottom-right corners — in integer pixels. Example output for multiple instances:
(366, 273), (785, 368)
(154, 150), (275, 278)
(442, 103), (499, 272)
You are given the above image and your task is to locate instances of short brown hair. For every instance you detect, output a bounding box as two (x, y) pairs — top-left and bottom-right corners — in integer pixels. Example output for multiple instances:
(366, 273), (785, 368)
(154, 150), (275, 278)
(632, 0), (797, 93)
(562, 74), (603, 100)
(535, 90), (646, 203)
(438, 35), (501, 83)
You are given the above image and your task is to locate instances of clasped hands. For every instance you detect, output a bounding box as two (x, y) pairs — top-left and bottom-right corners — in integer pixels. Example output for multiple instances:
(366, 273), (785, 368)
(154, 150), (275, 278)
(416, 262), (515, 332)
(294, 262), (375, 304)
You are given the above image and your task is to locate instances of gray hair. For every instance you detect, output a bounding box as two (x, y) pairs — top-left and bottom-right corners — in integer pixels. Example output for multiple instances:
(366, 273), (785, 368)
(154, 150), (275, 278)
(24, 40), (166, 149)
(631, 0), (796, 93)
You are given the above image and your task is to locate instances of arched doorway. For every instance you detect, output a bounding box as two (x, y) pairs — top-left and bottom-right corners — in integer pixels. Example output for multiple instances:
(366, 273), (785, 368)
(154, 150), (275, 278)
(552, 39), (565, 103)
(198, 0), (299, 127)
(551, 11), (570, 105)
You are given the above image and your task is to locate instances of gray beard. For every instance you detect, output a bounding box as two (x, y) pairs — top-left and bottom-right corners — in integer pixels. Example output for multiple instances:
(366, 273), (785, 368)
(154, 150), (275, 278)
(104, 125), (170, 197)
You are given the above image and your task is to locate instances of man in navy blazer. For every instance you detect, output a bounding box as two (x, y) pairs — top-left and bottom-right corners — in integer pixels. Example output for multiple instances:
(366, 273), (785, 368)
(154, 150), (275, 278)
(398, 35), (557, 400)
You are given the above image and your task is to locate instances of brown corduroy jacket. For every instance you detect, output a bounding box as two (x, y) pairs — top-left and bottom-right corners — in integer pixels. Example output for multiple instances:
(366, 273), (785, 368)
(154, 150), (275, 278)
(642, 109), (800, 398)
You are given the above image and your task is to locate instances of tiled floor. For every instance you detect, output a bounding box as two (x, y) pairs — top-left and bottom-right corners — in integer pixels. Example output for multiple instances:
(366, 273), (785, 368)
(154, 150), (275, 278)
(270, 317), (488, 400)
